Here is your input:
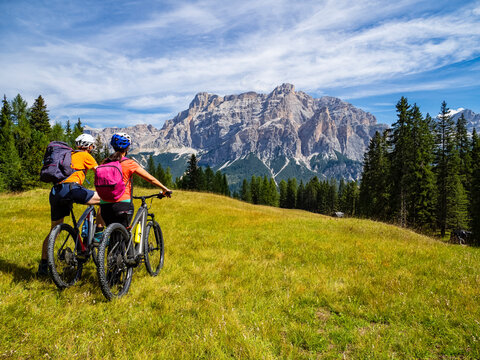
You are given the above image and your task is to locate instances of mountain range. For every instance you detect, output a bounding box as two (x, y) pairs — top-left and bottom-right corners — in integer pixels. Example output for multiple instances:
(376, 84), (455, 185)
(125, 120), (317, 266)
(84, 84), (478, 190)
(449, 108), (480, 132)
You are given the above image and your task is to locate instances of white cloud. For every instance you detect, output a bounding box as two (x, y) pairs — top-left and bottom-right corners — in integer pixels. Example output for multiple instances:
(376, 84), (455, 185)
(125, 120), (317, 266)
(124, 95), (191, 109)
(1, 0), (479, 127)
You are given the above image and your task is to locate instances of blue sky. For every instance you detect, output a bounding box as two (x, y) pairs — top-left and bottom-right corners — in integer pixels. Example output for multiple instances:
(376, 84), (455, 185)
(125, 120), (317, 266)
(1, 0), (479, 128)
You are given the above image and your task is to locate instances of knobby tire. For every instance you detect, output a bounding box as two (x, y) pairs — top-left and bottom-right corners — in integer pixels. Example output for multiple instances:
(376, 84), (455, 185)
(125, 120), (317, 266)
(144, 221), (164, 276)
(97, 223), (133, 301)
(47, 223), (83, 289)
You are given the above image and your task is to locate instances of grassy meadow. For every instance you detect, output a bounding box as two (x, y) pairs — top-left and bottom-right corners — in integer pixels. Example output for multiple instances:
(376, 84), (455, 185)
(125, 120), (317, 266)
(1, 189), (480, 359)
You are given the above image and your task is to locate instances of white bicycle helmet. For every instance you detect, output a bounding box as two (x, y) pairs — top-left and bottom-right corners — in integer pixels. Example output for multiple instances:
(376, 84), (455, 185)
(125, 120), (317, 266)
(75, 133), (96, 149)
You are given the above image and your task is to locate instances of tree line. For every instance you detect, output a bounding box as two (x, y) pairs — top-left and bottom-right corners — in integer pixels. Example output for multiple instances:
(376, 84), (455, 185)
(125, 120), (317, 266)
(239, 175), (360, 216)
(359, 98), (480, 242)
(0, 94), (89, 191)
(174, 154), (231, 196)
(179, 153), (360, 216)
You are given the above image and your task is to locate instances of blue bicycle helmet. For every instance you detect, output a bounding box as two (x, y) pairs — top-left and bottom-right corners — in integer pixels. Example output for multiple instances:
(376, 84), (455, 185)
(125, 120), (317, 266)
(111, 132), (131, 150)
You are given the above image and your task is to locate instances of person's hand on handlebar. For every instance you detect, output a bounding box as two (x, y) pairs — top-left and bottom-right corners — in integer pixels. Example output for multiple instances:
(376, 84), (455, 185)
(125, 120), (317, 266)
(162, 189), (173, 198)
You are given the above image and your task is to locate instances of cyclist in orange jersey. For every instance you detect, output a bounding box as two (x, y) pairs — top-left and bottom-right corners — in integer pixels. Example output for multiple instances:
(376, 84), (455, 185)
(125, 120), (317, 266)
(37, 134), (103, 276)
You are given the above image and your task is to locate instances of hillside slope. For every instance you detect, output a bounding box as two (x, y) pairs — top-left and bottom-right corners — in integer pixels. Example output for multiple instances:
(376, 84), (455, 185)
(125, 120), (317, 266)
(1, 190), (479, 359)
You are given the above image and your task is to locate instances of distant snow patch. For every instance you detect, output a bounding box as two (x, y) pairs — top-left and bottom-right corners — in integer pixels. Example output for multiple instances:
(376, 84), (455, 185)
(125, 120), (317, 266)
(274, 158), (290, 177)
(218, 160), (232, 170)
(437, 108), (465, 118)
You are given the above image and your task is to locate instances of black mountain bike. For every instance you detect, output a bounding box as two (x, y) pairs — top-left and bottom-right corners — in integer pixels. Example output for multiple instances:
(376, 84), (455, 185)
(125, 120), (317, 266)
(97, 192), (170, 300)
(47, 205), (99, 289)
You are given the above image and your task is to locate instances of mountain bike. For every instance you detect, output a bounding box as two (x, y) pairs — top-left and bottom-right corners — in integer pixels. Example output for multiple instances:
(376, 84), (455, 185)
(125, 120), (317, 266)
(97, 192), (170, 300)
(47, 205), (99, 289)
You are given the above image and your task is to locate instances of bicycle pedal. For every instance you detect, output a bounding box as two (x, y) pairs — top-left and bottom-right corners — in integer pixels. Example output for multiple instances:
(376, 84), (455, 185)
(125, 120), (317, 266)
(76, 252), (89, 262)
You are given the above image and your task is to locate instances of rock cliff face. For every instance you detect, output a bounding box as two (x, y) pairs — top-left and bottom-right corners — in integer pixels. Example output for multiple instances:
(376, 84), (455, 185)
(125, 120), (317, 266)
(85, 84), (388, 185)
(157, 84), (385, 166)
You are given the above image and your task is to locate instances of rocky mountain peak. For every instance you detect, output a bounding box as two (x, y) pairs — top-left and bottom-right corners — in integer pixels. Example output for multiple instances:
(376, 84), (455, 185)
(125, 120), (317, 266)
(270, 83), (296, 96)
(189, 92), (224, 113)
(86, 84), (389, 183)
(189, 92), (209, 109)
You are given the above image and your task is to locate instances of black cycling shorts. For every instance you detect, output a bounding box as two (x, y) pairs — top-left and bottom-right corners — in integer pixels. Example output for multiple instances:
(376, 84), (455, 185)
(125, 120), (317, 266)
(100, 201), (134, 228)
(49, 183), (95, 221)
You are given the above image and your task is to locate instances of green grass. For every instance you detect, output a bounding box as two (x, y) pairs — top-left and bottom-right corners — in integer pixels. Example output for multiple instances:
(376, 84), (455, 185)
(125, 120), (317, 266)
(1, 189), (480, 359)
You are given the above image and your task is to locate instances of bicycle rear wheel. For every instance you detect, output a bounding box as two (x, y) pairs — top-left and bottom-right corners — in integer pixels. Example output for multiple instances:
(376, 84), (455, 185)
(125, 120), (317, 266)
(97, 223), (133, 300)
(144, 221), (164, 276)
(47, 224), (83, 289)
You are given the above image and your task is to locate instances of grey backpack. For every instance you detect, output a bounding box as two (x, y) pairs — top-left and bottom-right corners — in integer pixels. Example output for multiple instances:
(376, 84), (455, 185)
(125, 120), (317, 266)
(40, 141), (75, 183)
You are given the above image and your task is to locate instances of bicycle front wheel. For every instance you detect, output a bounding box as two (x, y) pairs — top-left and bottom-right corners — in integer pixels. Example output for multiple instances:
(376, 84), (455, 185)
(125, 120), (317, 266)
(91, 242), (99, 267)
(47, 224), (83, 289)
(144, 221), (164, 276)
(97, 223), (133, 300)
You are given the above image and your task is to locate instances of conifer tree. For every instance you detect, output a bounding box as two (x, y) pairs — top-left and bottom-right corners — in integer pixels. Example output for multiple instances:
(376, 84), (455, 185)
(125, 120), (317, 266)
(29, 95), (51, 135)
(286, 178), (297, 209)
(50, 122), (65, 142)
(197, 167), (206, 191)
(222, 174), (230, 196)
(164, 167), (173, 188)
(213, 171), (223, 194)
(241, 179), (252, 203)
(156, 163), (166, 185)
(174, 177), (181, 189)
(470, 129), (480, 243)
(11, 94), (29, 125)
(65, 120), (73, 146)
(204, 166), (214, 192)
(259, 176), (269, 205)
(341, 181), (359, 216)
(327, 179), (338, 214)
(279, 180), (288, 208)
(27, 95), (51, 184)
(407, 107), (437, 230)
(338, 178), (346, 200)
(72, 118), (84, 140)
(145, 155), (156, 188)
(389, 97), (413, 226)
(11, 95), (32, 174)
(304, 177), (319, 212)
(268, 178), (279, 206)
(455, 114), (472, 194)
(92, 135), (104, 162)
(250, 176), (260, 204)
(297, 181), (305, 210)
(0, 96), (24, 191)
(184, 154), (200, 190)
(434, 101), (468, 236)
(359, 131), (390, 220)
(446, 150), (469, 231)
(316, 180), (328, 214)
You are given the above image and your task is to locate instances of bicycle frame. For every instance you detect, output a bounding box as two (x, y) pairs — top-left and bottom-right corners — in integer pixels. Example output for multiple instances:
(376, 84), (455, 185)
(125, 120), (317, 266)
(70, 205), (96, 252)
(125, 200), (152, 260)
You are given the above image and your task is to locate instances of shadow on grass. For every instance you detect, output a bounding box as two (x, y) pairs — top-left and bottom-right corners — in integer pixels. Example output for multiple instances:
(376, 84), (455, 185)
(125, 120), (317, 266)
(0, 258), (38, 283)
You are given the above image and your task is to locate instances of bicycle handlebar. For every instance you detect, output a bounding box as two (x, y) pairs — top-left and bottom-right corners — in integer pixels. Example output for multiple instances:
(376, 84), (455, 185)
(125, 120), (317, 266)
(132, 190), (172, 201)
